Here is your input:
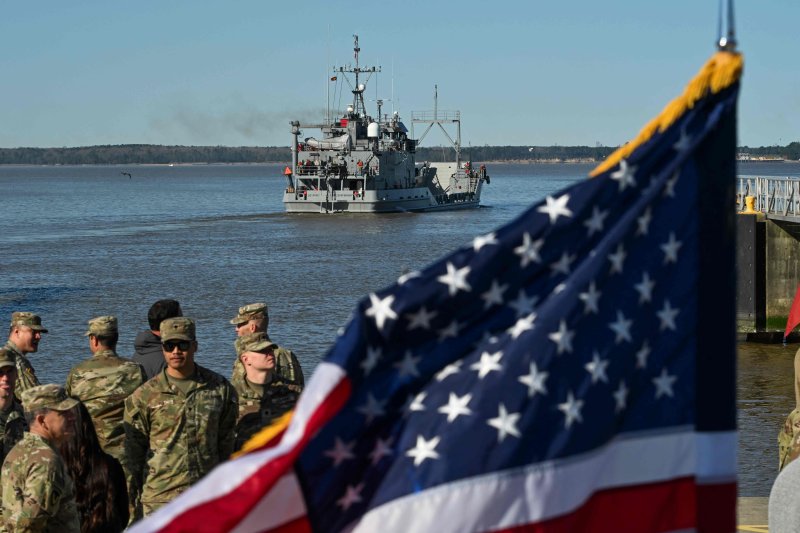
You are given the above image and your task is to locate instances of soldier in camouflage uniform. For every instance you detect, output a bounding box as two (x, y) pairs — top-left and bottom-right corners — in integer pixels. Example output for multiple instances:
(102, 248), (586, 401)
(0, 348), (26, 465)
(779, 346), (800, 471)
(124, 317), (238, 519)
(1, 384), (80, 532)
(233, 332), (301, 450)
(65, 316), (145, 465)
(4, 311), (47, 394)
(230, 303), (304, 389)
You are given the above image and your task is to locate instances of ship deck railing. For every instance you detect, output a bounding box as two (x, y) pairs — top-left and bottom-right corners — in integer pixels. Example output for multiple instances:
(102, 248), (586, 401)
(737, 176), (800, 221)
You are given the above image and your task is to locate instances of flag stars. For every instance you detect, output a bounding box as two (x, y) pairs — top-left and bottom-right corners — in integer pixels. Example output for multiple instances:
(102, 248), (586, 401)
(635, 341), (651, 369)
(611, 159), (637, 191)
(405, 391), (427, 414)
(613, 381), (629, 412)
(653, 368), (678, 399)
(336, 483), (364, 511)
(584, 206), (609, 237)
(508, 313), (536, 339)
(657, 300), (680, 331)
(487, 404), (522, 442)
(471, 350), (503, 378)
(673, 128), (692, 153)
(369, 437), (394, 465)
(579, 281), (601, 314)
(481, 280), (508, 309)
(397, 270), (421, 285)
(608, 311), (633, 344)
(406, 435), (441, 466)
(558, 391), (584, 429)
(664, 171), (679, 198)
(585, 352), (610, 384)
(608, 244), (626, 274)
(361, 346), (382, 376)
(636, 207), (653, 236)
(661, 233), (683, 264)
(437, 262), (472, 296)
(365, 293), (398, 332)
(514, 233), (545, 267)
(406, 306), (438, 330)
(438, 392), (473, 423)
(324, 438), (356, 467)
(518, 362), (548, 397)
(550, 252), (575, 276)
(538, 193), (573, 224)
(548, 320), (575, 355)
(634, 271), (656, 304)
(509, 290), (539, 318)
(437, 320), (460, 342)
(435, 361), (462, 382)
(394, 351), (421, 378)
(473, 232), (499, 252)
(357, 393), (386, 423)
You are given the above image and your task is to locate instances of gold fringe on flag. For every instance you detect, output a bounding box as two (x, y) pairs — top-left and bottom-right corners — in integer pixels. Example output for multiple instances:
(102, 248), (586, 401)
(590, 51), (743, 177)
(232, 410), (294, 458)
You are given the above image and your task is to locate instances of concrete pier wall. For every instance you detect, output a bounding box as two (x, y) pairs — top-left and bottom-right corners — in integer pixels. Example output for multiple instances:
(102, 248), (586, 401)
(738, 214), (800, 333)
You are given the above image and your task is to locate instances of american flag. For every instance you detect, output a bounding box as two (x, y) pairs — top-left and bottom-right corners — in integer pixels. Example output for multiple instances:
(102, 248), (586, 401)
(131, 52), (740, 533)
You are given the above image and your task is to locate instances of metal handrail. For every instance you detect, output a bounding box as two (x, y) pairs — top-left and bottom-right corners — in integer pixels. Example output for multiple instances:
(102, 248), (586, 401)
(738, 176), (800, 218)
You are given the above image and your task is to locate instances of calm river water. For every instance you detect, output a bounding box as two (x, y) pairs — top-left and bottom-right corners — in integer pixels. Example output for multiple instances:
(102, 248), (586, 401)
(1, 160), (799, 496)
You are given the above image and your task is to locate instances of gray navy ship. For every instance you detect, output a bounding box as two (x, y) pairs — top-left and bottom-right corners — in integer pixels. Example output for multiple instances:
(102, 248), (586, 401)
(282, 36), (489, 214)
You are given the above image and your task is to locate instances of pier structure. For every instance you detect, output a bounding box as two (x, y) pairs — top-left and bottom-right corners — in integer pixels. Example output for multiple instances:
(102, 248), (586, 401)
(737, 176), (800, 336)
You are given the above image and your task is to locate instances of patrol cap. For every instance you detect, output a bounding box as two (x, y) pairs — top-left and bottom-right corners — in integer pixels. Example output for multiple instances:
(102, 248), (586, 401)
(160, 317), (196, 342)
(235, 332), (277, 356)
(10, 312), (48, 333)
(230, 302), (268, 325)
(0, 347), (15, 369)
(21, 384), (79, 413)
(84, 315), (118, 337)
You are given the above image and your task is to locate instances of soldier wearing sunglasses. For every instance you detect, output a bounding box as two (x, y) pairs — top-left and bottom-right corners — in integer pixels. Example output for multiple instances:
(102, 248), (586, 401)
(123, 317), (238, 520)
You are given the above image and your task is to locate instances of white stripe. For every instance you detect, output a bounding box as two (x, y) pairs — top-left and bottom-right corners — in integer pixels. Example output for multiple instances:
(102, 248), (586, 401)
(128, 362), (346, 533)
(346, 429), (737, 533)
(231, 473), (306, 533)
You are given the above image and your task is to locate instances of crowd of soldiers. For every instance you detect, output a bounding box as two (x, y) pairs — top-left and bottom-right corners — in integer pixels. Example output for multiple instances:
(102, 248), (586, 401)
(0, 301), (303, 532)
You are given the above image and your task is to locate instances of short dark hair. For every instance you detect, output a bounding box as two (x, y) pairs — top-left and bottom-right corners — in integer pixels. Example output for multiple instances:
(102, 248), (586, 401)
(93, 333), (119, 348)
(147, 299), (182, 331)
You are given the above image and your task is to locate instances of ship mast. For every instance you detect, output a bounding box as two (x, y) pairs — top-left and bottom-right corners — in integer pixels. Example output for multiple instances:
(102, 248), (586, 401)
(335, 35), (379, 118)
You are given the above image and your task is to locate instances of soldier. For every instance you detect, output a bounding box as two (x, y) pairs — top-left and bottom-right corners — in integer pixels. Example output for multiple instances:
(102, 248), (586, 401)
(233, 332), (301, 450)
(124, 317), (238, 519)
(0, 348), (26, 465)
(65, 316), (145, 464)
(4, 311), (47, 394)
(230, 302), (304, 389)
(132, 299), (183, 380)
(1, 384), (80, 532)
(779, 346), (800, 470)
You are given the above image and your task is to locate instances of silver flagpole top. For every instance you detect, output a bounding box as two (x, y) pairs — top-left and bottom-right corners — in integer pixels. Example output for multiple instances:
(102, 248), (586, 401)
(717, 0), (737, 51)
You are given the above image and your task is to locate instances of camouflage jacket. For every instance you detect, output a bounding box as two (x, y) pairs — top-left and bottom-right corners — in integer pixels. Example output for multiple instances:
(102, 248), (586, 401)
(779, 407), (800, 471)
(65, 349), (146, 464)
(3, 341), (40, 396)
(234, 374), (300, 450)
(231, 344), (304, 390)
(0, 401), (27, 467)
(0, 432), (81, 533)
(123, 364), (238, 518)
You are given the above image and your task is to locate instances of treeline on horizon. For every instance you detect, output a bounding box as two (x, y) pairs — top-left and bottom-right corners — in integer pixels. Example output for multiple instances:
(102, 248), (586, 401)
(0, 142), (798, 165)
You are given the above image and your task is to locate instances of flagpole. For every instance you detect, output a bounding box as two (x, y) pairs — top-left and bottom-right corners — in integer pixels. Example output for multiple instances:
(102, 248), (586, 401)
(717, 0), (737, 51)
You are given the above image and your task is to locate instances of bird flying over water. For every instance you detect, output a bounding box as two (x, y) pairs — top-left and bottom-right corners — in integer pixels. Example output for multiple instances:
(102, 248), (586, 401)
(121, 172), (132, 179)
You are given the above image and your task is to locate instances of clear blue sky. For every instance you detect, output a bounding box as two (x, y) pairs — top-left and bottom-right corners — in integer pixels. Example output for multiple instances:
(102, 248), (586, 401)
(0, 1), (795, 148)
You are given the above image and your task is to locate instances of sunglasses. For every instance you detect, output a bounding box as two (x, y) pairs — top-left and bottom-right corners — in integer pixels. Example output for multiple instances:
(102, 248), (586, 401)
(162, 340), (191, 352)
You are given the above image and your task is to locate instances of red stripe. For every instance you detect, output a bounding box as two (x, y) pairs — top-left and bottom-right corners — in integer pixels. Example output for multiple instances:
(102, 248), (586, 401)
(491, 478), (736, 533)
(158, 377), (353, 533)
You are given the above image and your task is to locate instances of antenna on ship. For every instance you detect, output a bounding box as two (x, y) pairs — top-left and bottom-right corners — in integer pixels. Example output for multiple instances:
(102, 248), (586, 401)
(717, 0), (737, 51)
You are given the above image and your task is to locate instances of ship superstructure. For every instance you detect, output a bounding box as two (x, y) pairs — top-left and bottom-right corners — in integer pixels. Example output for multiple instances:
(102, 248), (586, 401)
(282, 35), (488, 213)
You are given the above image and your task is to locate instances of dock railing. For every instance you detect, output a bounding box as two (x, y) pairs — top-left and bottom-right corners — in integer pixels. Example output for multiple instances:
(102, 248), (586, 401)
(738, 176), (800, 219)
